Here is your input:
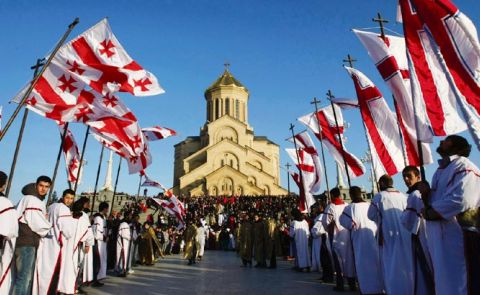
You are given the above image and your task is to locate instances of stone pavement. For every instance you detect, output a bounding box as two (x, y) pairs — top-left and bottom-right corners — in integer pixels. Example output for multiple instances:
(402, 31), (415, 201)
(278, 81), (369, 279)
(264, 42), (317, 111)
(84, 251), (360, 295)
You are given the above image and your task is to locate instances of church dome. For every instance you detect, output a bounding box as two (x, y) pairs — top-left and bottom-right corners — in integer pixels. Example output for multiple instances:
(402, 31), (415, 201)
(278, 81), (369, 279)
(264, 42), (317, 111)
(205, 69), (249, 95)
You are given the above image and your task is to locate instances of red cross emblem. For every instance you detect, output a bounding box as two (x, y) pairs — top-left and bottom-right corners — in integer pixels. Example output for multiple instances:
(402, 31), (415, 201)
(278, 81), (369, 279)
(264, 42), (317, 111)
(99, 39), (116, 58)
(58, 75), (78, 93)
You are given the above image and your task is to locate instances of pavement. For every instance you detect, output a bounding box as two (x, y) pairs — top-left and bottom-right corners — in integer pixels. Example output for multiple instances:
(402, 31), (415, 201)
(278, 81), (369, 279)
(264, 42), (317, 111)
(84, 251), (359, 295)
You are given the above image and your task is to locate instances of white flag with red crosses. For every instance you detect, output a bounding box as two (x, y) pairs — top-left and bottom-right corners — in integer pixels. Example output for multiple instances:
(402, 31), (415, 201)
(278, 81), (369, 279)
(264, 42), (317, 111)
(142, 126), (176, 141)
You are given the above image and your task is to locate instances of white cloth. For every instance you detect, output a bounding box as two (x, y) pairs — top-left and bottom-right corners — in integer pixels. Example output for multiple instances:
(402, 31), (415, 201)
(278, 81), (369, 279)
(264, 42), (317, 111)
(428, 156), (480, 295)
(289, 219), (311, 268)
(16, 194), (51, 237)
(92, 214), (108, 280)
(80, 212), (95, 283)
(33, 202), (74, 295)
(127, 223), (139, 270)
(322, 202), (355, 277)
(196, 226), (206, 257)
(310, 214), (325, 272)
(340, 202), (384, 294)
(116, 221), (131, 272)
(0, 197), (18, 294)
(57, 213), (91, 294)
(368, 189), (414, 295)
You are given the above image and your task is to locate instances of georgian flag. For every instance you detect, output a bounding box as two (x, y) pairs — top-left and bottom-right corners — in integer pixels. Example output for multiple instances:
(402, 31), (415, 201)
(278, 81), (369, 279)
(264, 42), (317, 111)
(58, 122), (83, 185)
(285, 148), (315, 213)
(142, 126), (176, 141)
(329, 97), (359, 110)
(345, 66), (408, 177)
(141, 174), (163, 188)
(298, 104), (365, 179)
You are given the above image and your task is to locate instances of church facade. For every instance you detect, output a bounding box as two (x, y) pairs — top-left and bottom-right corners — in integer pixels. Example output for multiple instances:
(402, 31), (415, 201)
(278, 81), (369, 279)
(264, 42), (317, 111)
(172, 69), (288, 197)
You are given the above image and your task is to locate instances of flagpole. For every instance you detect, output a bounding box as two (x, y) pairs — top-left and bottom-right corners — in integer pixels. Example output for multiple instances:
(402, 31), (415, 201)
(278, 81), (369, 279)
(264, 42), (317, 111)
(74, 126), (90, 193)
(289, 123), (307, 210)
(0, 18), (79, 142)
(109, 157), (122, 216)
(310, 97), (331, 199)
(47, 122), (70, 205)
(90, 145), (105, 216)
(285, 163), (291, 196)
(5, 58), (45, 198)
(327, 90), (352, 187)
(136, 174), (143, 199)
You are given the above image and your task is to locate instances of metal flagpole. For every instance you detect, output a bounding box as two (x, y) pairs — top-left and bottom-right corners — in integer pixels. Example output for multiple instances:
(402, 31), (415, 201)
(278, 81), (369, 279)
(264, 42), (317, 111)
(90, 145), (105, 216)
(0, 18), (79, 142)
(310, 97), (331, 199)
(47, 122), (70, 205)
(74, 126), (90, 193)
(109, 156), (122, 216)
(136, 174), (143, 199)
(289, 123), (307, 208)
(285, 163), (291, 196)
(5, 58), (45, 198)
(326, 90), (352, 187)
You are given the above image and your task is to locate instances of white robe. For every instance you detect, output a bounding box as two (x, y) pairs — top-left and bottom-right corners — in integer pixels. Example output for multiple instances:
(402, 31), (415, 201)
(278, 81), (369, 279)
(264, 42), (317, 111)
(127, 223), (138, 270)
(116, 221), (131, 272)
(310, 214), (325, 272)
(0, 197), (18, 294)
(196, 226), (206, 257)
(16, 194), (51, 237)
(401, 189), (433, 295)
(340, 202), (384, 294)
(428, 155), (480, 295)
(368, 189), (414, 295)
(57, 213), (90, 294)
(289, 219), (311, 268)
(81, 212), (95, 284)
(322, 202), (355, 277)
(92, 214), (107, 280)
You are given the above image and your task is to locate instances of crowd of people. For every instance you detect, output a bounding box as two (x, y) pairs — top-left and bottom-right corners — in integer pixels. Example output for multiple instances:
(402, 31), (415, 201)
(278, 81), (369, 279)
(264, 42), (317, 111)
(0, 135), (479, 295)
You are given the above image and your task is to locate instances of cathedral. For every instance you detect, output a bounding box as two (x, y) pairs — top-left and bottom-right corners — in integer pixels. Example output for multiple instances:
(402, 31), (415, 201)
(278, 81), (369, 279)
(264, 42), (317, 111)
(172, 68), (288, 197)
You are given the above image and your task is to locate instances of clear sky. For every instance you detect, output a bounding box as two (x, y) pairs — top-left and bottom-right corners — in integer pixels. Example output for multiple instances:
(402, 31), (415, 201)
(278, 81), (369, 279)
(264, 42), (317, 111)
(1, 0), (480, 204)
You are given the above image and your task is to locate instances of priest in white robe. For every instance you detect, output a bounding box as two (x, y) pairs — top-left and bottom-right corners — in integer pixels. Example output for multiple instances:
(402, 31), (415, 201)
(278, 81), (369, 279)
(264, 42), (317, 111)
(57, 198), (91, 295)
(92, 202), (109, 284)
(340, 186), (384, 295)
(33, 189), (75, 295)
(400, 166), (434, 295)
(424, 136), (480, 295)
(289, 209), (310, 270)
(116, 214), (132, 276)
(0, 172), (18, 295)
(322, 188), (355, 292)
(310, 208), (325, 272)
(368, 175), (414, 295)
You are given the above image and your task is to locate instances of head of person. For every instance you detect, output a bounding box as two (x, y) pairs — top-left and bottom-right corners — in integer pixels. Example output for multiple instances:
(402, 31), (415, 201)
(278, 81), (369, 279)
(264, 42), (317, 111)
(378, 174), (394, 191)
(36, 175), (52, 198)
(74, 196), (90, 213)
(329, 187), (341, 201)
(61, 189), (75, 207)
(402, 166), (421, 189)
(349, 186), (364, 203)
(99, 201), (109, 215)
(292, 208), (303, 221)
(0, 171), (7, 194)
(437, 135), (471, 158)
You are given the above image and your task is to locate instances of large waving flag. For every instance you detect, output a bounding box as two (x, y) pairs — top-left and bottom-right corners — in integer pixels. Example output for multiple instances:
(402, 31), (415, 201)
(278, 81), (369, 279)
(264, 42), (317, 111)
(58, 122), (83, 185)
(345, 67), (408, 177)
(298, 104), (365, 179)
(398, 0), (468, 137)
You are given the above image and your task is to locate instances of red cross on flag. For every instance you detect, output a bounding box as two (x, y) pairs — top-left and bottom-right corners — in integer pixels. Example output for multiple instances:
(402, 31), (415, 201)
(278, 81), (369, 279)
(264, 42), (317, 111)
(298, 104), (365, 179)
(142, 126), (177, 141)
(285, 148), (316, 213)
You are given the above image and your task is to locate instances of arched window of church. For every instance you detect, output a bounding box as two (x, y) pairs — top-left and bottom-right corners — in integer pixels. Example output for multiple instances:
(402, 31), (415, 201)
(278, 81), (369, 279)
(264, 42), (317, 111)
(215, 99), (219, 119)
(230, 159), (233, 167)
(225, 98), (230, 115)
(235, 99), (240, 119)
(221, 159), (224, 166)
(207, 101), (211, 121)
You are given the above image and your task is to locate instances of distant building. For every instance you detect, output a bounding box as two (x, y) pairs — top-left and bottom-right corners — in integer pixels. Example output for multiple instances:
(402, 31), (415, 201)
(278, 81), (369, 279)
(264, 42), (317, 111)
(172, 68), (288, 197)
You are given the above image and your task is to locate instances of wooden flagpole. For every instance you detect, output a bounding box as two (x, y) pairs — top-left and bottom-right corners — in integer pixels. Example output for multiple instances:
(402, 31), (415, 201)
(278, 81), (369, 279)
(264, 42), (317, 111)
(74, 126), (90, 193)
(326, 90), (352, 187)
(90, 145), (105, 216)
(285, 163), (291, 195)
(109, 157), (122, 216)
(47, 122), (70, 205)
(310, 97), (331, 199)
(136, 174), (143, 199)
(5, 58), (45, 198)
(0, 18), (79, 142)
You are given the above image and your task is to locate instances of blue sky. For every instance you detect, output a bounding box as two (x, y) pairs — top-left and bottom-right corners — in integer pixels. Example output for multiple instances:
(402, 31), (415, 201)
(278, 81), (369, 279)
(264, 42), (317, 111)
(1, 0), (480, 204)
